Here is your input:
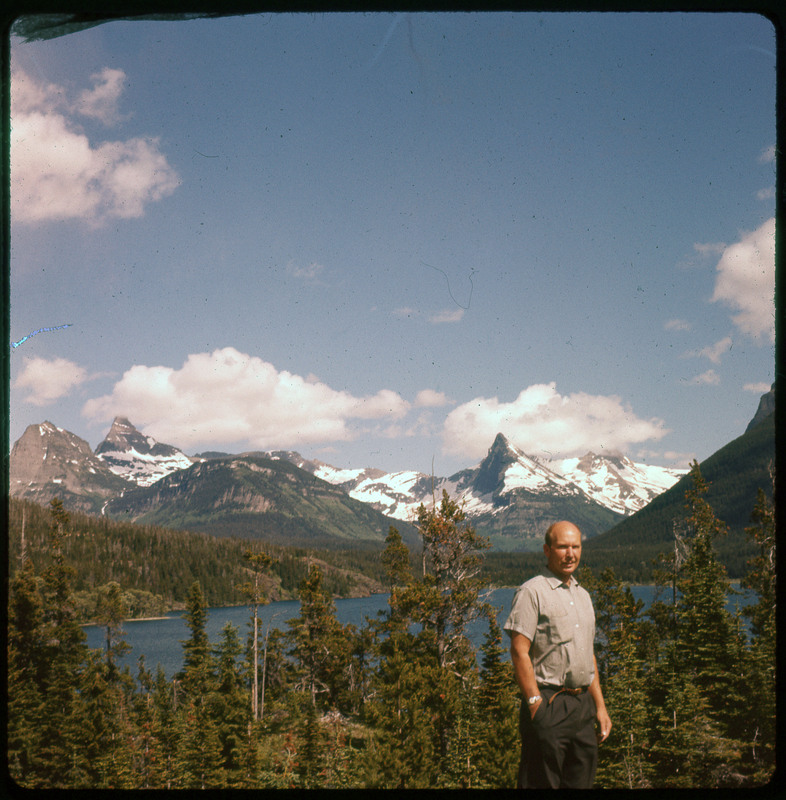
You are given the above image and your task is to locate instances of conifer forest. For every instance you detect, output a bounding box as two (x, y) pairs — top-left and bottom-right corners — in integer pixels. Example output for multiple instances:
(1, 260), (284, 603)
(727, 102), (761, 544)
(6, 462), (776, 789)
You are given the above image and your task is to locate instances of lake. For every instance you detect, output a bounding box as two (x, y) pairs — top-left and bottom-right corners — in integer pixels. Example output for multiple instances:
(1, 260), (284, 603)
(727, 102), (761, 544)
(84, 584), (755, 680)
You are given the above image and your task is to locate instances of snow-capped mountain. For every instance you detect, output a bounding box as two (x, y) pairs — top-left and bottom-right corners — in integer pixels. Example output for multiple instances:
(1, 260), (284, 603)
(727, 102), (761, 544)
(9, 421), (129, 514)
(544, 452), (687, 516)
(8, 420), (685, 548)
(306, 433), (686, 523)
(95, 417), (195, 487)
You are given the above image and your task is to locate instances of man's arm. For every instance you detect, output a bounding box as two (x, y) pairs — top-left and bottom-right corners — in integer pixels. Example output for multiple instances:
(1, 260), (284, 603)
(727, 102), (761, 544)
(510, 631), (542, 719)
(588, 654), (612, 743)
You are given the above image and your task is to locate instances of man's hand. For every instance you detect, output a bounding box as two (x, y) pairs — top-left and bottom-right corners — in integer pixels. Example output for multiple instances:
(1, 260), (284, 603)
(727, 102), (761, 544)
(529, 697), (543, 720)
(596, 708), (612, 744)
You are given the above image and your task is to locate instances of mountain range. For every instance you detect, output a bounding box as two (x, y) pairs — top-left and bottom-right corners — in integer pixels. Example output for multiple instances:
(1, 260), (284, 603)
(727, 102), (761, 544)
(10, 410), (693, 551)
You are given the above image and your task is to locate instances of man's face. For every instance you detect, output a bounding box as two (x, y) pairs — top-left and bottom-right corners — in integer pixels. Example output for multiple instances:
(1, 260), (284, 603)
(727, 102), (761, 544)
(544, 524), (582, 582)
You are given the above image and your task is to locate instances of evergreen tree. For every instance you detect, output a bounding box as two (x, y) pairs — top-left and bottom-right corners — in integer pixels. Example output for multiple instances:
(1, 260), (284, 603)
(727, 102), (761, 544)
(7, 560), (46, 785)
(94, 580), (132, 669)
(675, 463), (748, 738)
(586, 567), (655, 788)
(238, 547), (275, 721)
(740, 483), (776, 782)
(174, 581), (223, 787)
(286, 564), (355, 712)
(177, 581), (214, 699)
(209, 622), (250, 785)
(363, 492), (492, 787)
(474, 613), (519, 788)
(30, 499), (93, 787)
(646, 463), (749, 787)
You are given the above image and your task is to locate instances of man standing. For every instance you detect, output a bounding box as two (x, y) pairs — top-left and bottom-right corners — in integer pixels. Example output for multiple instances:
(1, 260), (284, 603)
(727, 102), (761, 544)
(504, 520), (611, 788)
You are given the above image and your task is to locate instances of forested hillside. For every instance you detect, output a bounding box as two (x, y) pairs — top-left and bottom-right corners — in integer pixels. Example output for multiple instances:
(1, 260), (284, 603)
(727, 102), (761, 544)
(8, 498), (391, 620)
(6, 476), (775, 789)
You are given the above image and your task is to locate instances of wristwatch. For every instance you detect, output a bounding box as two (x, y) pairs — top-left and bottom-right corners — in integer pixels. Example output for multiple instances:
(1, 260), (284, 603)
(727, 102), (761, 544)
(527, 694), (542, 705)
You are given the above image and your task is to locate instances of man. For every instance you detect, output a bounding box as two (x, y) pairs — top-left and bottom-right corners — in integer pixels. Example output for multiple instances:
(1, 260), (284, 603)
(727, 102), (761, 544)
(504, 520), (612, 789)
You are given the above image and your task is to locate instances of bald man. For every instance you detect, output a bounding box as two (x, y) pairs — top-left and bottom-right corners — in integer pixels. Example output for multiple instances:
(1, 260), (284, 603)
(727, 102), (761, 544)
(504, 521), (612, 789)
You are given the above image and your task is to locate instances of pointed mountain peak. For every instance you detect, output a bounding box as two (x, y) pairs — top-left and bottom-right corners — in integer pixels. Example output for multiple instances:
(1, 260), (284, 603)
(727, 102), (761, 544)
(95, 418), (193, 487)
(472, 433), (539, 495)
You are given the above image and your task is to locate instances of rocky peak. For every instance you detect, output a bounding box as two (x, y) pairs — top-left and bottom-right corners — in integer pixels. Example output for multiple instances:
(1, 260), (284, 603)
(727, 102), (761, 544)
(94, 417), (194, 487)
(96, 416), (181, 458)
(746, 383), (775, 433)
(472, 433), (521, 495)
(9, 422), (127, 513)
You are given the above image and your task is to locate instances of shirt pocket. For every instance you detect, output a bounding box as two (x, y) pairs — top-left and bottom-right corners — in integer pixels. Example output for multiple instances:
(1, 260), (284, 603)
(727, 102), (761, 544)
(542, 603), (574, 644)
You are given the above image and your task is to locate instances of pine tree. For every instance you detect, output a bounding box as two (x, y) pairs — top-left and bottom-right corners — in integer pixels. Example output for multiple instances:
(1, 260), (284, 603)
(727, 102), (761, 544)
(646, 463), (749, 787)
(362, 492), (493, 787)
(675, 463), (748, 739)
(177, 581), (214, 699)
(474, 613), (519, 787)
(30, 499), (93, 787)
(285, 564), (355, 712)
(238, 548), (275, 721)
(7, 560), (46, 785)
(94, 581), (132, 669)
(209, 622), (250, 785)
(173, 581), (223, 787)
(586, 567), (654, 788)
(740, 483), (776, 782)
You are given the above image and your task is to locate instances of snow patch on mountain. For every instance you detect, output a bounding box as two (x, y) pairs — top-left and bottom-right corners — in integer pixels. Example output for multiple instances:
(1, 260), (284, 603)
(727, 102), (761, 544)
(545, 452), (687, 515)
(95, 417), (194, 487)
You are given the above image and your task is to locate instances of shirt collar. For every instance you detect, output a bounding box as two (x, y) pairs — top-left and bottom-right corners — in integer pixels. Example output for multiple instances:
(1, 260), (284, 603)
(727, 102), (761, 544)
(542, 567), (579, 588)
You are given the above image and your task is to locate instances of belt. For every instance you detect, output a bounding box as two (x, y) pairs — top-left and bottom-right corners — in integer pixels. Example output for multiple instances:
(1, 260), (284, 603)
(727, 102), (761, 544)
(540, 685), (589, 705)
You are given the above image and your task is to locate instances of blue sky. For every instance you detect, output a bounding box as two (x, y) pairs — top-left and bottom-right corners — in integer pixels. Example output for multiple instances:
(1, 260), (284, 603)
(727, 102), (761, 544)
(8, 12), (776, 477)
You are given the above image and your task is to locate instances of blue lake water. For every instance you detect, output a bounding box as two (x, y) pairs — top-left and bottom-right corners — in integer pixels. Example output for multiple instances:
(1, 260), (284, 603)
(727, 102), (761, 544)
(84, 584), (755, 680)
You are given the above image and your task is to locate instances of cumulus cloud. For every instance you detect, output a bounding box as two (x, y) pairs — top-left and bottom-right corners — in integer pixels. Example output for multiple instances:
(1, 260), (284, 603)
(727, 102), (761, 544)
(76, 68), (128, 125)
(686, 369), (721, 386)
(14, 356), (89, 405)
(711, 217), (775, 342)
(415, 389), (450, 408)
(441, 382), (668, 462)
(759, 144), (775, 164)
(744, 381), (772, 393)
(82, 347), (411, 451)
(11, 67), (179, 225)
(664, 318), (692, 332)
(682, 336), (733, 364)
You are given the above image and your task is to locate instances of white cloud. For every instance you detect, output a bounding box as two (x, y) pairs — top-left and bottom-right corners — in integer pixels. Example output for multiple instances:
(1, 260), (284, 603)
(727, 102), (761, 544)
(757, 186), (775, 201)
(664, 318), (692, 332)
(415, 389), (450, 408)
(686, 369), (721, 386)
(682, 335), (732, 364)
(11, 67), (179, 225)
(286, 260), (326, 284)
(759, 144), (775, 163)
(429, 308), (465, 324)
(441, 382), (668, 462)
(694, 241), (726, 258)
(76, 68), (128, 125)
(711, 217), (775, 342)
(82, 347), (411, 451)
(14, 356), (89, 405)
(744, 381), (772, 393)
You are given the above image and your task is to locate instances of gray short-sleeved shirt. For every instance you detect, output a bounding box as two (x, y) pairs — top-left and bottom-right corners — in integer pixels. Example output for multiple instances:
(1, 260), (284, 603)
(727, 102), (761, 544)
(504, 570), (596, 688)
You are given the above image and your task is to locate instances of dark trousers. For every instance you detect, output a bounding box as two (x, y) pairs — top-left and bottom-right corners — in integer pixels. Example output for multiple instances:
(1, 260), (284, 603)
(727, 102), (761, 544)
(517, 687), (598, 789)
